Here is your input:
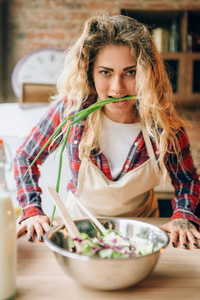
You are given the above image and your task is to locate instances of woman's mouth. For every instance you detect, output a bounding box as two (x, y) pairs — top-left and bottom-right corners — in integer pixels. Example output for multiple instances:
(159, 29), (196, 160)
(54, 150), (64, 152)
(108, 96), (129, 103)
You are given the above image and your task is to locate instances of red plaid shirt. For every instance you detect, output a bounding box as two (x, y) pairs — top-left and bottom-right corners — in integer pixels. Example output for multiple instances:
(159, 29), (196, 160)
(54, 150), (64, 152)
(14, 96), (200, 229)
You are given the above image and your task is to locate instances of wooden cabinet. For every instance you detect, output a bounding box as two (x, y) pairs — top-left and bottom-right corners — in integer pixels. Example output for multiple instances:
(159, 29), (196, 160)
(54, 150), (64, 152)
(121, 9), (200, 107)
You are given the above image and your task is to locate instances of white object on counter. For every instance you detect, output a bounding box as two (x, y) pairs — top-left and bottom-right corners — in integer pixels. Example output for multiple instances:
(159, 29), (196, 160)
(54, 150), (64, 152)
(0, 191), (17, 300)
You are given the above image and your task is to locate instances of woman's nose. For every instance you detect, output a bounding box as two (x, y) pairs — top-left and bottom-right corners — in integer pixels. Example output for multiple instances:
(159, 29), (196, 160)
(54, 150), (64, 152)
(110, 76), (125, 94)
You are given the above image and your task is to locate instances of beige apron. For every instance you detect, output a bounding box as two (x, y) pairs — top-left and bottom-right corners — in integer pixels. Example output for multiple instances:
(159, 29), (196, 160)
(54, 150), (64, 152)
(66, 124), (161, 218)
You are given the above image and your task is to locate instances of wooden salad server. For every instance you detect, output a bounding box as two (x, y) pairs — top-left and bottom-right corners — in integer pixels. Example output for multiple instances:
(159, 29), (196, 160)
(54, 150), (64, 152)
(47, 186), (82, 253)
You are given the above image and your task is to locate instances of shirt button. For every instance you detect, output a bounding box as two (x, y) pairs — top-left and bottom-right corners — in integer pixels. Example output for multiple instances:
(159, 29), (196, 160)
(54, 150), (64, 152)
(125, 164), (129, 169)
(74, 140), (78, 144)
(156, 151), (159, 155)
(135, 142), (138, 146)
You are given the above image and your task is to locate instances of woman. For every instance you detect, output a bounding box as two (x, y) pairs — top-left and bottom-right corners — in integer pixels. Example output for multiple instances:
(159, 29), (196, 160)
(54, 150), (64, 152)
(15, 14), (200, 248)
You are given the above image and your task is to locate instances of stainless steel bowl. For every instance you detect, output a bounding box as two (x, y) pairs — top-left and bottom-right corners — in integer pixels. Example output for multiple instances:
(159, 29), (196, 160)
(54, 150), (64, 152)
(44, 218), (169, 290)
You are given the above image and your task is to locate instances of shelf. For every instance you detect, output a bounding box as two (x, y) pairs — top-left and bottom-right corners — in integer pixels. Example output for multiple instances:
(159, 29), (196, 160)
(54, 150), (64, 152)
(122, 9), (185, 52)
(121, 9), (200, 106)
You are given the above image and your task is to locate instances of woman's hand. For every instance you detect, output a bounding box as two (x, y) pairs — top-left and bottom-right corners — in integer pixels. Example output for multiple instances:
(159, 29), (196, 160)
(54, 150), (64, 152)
(17, 215), (59, 242)
(160, 218), (200, 249)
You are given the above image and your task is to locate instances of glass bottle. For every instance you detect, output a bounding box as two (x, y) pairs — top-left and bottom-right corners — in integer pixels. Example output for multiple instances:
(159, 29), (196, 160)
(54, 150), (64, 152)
(0, 139), (17, 300)
(169, 19), (179, 52)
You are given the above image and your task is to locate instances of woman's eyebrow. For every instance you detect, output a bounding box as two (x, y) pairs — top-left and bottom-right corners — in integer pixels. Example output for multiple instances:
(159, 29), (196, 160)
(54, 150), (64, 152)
(123, 65), (137, 71)
(97, 65), (136, 71)
(97, 66), (114, 71)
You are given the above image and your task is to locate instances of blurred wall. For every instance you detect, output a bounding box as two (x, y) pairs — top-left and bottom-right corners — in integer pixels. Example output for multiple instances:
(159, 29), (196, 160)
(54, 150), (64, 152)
(2, 0), (200, 102)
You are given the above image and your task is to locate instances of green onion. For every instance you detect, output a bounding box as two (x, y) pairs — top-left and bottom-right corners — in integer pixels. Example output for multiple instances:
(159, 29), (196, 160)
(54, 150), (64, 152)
(20, 96), (136, 225)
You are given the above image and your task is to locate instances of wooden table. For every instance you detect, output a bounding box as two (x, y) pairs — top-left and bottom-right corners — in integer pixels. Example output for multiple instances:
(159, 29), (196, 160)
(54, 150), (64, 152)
(16, 218), (200, 300)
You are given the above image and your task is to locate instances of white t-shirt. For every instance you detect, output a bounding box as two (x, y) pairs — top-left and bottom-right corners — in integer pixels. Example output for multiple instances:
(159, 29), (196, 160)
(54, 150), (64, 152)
(100, 113), (141, 179)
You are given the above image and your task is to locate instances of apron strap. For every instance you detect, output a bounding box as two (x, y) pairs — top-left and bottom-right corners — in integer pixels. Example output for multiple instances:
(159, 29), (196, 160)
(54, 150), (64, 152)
(141, 123), (158, 165)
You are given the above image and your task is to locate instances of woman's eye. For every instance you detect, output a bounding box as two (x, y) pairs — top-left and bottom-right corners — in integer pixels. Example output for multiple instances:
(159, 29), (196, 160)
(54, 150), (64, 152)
(126, 70), (136, 76)
(100, 70), (110, 76)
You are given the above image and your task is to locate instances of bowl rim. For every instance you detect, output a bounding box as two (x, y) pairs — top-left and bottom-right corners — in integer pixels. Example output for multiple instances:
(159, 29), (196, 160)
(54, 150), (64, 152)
(44, 217), (169, 261)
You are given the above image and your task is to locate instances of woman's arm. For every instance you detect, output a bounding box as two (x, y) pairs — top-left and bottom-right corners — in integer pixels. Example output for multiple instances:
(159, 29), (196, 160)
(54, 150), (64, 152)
(161, 128), (200, 248)
(166, 128), (200, 228)
(14, 99), (66, 229)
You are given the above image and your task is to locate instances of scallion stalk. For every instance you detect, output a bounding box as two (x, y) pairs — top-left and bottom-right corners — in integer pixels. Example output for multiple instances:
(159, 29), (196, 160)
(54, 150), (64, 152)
(20, 96), (136, 224)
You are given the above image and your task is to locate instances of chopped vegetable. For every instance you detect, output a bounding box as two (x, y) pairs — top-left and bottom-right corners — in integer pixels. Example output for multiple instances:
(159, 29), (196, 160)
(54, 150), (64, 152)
(72, 229), (158, 258)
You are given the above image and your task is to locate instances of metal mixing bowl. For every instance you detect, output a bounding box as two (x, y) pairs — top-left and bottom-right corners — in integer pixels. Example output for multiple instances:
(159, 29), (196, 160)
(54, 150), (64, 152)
(44, 218), (169, 290)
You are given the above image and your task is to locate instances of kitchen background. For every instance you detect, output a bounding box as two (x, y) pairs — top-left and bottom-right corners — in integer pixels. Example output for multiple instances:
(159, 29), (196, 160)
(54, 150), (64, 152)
(0, 0), (200, 217)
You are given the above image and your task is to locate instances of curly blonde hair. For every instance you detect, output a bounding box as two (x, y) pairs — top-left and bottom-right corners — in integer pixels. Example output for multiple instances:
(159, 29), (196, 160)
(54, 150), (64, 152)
(54, 13), (185, 178)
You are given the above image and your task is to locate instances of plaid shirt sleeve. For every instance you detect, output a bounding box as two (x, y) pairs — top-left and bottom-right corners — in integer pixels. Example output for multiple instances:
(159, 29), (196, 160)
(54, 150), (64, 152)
(165, 128), (200, 230)
(14, 99), (66, 223)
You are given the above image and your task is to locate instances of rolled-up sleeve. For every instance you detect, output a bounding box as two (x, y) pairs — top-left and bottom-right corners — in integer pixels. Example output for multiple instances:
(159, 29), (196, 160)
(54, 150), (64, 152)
(165, 128), (200, 230)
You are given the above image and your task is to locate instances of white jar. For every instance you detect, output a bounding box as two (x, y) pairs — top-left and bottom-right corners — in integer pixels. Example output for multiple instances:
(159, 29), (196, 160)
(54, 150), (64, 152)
(0, 191), (17, 300)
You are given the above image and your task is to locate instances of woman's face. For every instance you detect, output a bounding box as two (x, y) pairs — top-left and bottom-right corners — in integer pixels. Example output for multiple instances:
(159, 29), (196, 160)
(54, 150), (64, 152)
(93, 45), (137, 123)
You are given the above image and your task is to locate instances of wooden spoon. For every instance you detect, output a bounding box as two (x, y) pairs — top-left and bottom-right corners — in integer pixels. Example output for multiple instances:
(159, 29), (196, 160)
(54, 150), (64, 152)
(47, 187), (82, 253)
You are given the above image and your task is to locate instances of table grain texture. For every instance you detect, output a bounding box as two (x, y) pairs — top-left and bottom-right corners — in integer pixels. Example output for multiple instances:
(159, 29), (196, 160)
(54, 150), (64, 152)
(16, 218), (200, 300)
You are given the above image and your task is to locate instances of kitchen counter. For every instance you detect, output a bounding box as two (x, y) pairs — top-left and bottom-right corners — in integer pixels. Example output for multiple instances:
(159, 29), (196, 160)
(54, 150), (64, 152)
(15, 218), (200, 300)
